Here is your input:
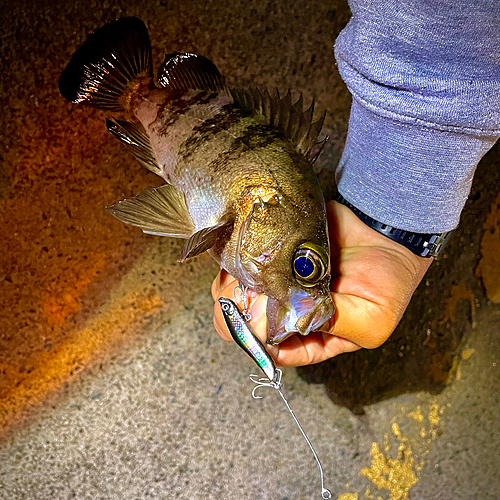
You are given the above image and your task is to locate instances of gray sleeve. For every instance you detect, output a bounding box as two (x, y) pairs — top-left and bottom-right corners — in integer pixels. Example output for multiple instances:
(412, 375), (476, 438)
(334, 0), (500, 233)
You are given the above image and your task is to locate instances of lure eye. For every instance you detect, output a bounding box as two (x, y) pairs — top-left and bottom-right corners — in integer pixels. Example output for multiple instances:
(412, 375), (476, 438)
(293, 243), (328, 285)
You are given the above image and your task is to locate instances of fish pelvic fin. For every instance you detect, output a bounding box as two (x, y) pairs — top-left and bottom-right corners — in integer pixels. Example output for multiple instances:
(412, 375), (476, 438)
(231, 88), (326, 158)
(106, 118), (162, 176)
(157, 53), (227, 94)
(179, 217), (234, 262)
(59, 17), (153, 112)
(107, 184), (195, 238)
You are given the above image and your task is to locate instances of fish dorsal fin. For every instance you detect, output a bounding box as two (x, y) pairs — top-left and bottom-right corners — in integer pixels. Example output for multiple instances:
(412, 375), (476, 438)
(107, 184), (195, 238)
(179, 217), (233, 262)
(106, 118), (162, 177)
(157, 53), (226, 93)
(231, 88), (325, 157)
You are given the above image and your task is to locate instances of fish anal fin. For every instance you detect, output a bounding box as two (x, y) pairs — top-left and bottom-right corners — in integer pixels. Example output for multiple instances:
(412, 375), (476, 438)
(107, 184), (195, 238)
(106, 118), (163, 177)
(157, 53), (227, 94)
(179, 218), (233, 262)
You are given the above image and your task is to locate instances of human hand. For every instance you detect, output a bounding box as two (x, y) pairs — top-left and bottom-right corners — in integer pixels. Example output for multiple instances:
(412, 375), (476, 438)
(211, 200), (433, 367)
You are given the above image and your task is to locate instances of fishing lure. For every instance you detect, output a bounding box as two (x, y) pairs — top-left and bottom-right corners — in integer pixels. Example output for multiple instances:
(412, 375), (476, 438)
(219, 295), (332, 499)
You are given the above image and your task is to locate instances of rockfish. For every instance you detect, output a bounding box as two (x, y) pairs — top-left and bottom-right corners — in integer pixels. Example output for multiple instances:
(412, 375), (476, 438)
(59, 17), (334, 344)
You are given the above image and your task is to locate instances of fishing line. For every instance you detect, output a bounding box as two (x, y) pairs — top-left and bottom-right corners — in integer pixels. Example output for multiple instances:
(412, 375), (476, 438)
(219, 295), (332, 499)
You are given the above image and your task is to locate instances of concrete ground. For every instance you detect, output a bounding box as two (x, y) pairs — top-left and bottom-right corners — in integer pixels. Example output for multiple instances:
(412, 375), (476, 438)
(1, 1), (499, 499)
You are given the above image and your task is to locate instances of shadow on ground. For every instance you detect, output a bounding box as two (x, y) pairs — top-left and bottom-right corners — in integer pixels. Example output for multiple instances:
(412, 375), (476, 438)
(302, 143), (500, 414)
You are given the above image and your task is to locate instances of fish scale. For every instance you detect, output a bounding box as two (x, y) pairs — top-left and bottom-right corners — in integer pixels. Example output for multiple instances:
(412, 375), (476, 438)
(59, 16), (334, 344)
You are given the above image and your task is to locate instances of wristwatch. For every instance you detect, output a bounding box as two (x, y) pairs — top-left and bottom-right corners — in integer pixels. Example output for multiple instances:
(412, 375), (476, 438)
(334, 192), (452, 258)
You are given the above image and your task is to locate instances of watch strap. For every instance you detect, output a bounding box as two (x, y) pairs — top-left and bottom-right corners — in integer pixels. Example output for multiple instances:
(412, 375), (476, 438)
(334, 192), (452, 258)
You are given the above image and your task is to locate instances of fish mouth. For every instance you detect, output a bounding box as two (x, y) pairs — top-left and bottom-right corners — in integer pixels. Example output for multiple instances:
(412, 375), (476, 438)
(266, 287), (334, 345)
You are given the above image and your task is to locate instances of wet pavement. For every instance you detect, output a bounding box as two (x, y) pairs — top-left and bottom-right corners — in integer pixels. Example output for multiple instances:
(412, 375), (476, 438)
(1, 1), (499, 499)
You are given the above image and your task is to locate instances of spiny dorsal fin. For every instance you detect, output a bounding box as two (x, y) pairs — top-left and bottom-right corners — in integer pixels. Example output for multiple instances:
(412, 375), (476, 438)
(231, 88), (325, 157)
(179, 217), (233, 262)
(157, 53), (226, 93)
(107, 184), (195, 238)
(59, 17), (152, 112)
(106, 118), (161, 176)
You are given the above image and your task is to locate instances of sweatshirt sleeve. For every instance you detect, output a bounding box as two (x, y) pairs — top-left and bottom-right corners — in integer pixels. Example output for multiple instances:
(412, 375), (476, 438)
(334, 0), (500, 233)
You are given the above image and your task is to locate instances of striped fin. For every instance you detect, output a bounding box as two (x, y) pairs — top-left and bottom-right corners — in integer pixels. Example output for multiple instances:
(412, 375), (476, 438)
(179, 216), (233, 262)
(107, 185), (195, 238)
(59, 17), (152, 112)
(157, 53), (227, 93)
(106, 118), (161, 176)
(231, 88), (325, 157)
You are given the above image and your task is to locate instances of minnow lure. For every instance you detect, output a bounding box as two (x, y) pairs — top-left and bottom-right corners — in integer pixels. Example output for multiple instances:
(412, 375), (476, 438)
(219, 295), (332, 499)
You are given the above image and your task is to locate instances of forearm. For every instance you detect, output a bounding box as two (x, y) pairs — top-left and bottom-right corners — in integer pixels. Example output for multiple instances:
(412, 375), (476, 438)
(334, 0), (500, 233)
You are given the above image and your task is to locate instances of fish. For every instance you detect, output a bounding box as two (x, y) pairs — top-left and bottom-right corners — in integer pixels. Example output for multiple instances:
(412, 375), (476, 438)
(59, 17), (334, 344)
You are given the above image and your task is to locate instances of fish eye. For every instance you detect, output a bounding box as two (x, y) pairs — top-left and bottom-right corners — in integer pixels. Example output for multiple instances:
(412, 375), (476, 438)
(292, 242), (328, 285)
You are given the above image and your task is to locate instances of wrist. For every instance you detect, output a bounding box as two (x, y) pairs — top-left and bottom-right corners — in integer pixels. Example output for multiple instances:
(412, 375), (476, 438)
(333, 192), (451, 258)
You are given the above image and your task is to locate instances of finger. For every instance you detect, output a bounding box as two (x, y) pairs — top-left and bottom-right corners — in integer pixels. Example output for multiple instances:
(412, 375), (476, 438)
(326, 200), (432, 349)
(211, 268), (233, 300)
(272, 331), (362, 366)
(327, 292), (391, 349)
(212, 281), (361, 366)
(212, 275), (363, 366)
(212, 277), (238, 341)
(210, 267), (373, 366)
(325, 248), (425, 349)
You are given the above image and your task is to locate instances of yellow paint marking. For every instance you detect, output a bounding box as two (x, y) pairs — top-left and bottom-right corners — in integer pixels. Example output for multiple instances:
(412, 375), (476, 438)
(364, 486), (374, 498)
(384, 433), (391, 452)
(391, 422), (407, 442)
(461, 348), (475, 360)
(445, 356), (460, 385)
(360, 442), (417, 500)
(428, 403), (440, 426)
(438, 281), (474, 325)
(408, 406), (424, 423)
(476, 191), (500, 302)
(335, 401), (448, 500)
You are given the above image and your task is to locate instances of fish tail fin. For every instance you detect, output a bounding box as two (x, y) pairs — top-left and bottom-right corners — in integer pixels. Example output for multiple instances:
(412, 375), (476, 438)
(59, 17), (152, 112)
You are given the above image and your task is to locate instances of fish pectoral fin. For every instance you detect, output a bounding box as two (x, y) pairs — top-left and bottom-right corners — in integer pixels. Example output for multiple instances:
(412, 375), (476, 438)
(107, 184), (195, 238)
(179, 217), (233, 262)
(106, 118), (162, 177)
(157, 53), (227, 93)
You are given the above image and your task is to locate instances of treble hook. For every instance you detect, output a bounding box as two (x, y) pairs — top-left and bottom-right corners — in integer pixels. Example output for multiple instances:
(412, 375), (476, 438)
(249, 369), (283, 399)
(233, 283), (252, 321)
